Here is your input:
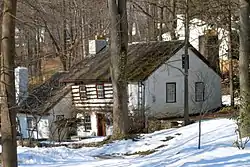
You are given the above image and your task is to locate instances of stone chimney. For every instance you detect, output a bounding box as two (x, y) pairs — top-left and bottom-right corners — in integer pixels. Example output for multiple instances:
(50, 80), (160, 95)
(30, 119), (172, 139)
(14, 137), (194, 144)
(15, 67), (29, 104)
(199, 29), (220, 73)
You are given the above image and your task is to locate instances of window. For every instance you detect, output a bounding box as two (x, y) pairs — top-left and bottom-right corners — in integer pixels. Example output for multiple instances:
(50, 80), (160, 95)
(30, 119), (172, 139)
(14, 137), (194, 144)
(16, 118), (21, 134)
(166, 83), (176, 103)
(56, 115), (64, 121)
(27, 117), (36, 130)
(195, 82), (205, 102)
(83, 115), (91, 131)
(96, 84), (105, 98)
(79, 85), (87, 100)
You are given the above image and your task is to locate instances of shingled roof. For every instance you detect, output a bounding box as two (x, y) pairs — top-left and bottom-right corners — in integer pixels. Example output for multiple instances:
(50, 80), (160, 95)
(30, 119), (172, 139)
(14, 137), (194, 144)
(62, 40), (184, 83)
(20, 40), (219, 114)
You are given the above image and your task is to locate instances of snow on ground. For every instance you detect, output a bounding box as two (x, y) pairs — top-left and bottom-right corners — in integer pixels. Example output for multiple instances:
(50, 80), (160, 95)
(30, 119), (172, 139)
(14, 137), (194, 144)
(40, 136), (107, 145)
(17, 119), (250, 167)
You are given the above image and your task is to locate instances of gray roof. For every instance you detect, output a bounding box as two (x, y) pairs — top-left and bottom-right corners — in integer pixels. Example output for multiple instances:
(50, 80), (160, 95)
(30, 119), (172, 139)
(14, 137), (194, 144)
(62, 40), (184, 83)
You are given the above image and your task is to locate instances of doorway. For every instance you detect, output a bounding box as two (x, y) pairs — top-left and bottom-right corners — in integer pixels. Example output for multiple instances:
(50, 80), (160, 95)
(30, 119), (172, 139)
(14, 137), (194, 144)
(97, 114), (106, 136)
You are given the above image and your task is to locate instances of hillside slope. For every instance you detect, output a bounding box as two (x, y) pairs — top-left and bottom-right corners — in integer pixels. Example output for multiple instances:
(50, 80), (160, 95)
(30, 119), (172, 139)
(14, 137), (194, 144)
(17, 119), (250, 167)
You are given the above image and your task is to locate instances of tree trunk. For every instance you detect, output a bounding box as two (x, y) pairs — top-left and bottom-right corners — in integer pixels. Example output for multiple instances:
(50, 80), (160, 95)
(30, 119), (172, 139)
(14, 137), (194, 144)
(27, 32), (33, 77)
(1, 0), (18, 166)
(148, 3), (156, 41)
(169, 0), (177, 40)
(37, 27), (42, 81)
(239, 0), (250, 137)
(183, 0), (190, 125)
(62, 0), (68, 71)
(158, 5), (163, 41)
(228, 1), (234, 107)
(108, 0), (129, 139)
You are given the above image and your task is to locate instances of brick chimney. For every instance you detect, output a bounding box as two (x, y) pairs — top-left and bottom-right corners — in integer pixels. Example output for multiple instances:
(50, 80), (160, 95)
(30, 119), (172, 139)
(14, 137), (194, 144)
(199, 29), (220, 73)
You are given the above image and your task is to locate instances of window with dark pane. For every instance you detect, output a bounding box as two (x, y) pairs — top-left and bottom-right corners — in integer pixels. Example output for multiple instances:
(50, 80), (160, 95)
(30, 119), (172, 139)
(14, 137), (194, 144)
(27, 117), (36, 130)
(166, 83), (176, 103)
(83, 114), (91, 131)
(79, 85), (87, 100)
(96, 84), (105, 98)
(195, 82), (205, 102)
(56, 115), (64, 121)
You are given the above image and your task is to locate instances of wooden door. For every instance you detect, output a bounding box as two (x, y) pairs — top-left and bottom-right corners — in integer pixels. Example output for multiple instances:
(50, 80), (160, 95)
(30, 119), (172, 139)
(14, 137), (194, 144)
(97, 114), (106, 136)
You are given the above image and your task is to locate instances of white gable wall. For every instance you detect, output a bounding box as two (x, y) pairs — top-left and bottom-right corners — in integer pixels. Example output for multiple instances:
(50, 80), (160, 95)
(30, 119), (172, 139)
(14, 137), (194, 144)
(128, 83), (139, 112)
(17, 93), (72, 140)
(36, 116), (50, 139)
(145, 47), (221, 118)
(47, 92), (73, 140)
(17, 113), (49, 139)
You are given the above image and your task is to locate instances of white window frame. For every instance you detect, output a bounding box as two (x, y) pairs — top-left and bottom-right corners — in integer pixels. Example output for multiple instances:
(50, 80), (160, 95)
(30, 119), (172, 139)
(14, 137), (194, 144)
(166, 82), (176, 103)
(96, 84), (105, 98)
(83, 114), (92, 131)
(195, 82), (205, 102)
(79, 85), (87, 100)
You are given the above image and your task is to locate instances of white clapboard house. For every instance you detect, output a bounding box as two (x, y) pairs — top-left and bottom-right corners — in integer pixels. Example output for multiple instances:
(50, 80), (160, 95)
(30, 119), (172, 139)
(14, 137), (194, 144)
(19, 37), (222, 140)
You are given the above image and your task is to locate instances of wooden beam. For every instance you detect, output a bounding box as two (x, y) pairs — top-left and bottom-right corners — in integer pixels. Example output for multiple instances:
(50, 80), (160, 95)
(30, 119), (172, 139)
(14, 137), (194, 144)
(72, 101), (113, 105)
(62, 79), (112, 84)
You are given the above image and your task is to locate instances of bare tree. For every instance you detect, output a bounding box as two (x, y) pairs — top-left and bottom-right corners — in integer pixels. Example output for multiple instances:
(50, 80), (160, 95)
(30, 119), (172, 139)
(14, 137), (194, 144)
(108, 0), (129, 139)
(189, 72), (217, 149)
(183, 0), (190, 125)
(227, 0), (235, 107)
(1, 0), (18, 166)
(239, 0), (250, 137)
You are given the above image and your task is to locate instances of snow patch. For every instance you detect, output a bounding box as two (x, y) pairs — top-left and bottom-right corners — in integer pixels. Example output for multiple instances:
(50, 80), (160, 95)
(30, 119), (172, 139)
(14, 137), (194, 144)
(16, 119), (250, 167)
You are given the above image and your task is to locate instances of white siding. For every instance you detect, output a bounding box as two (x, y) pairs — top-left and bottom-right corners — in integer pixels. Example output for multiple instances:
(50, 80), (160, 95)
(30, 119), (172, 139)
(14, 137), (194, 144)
(17, 113), (49, 139)
(76, 112), (98, 137)
(106, 125), (113, 136)
(145, 47), (221, 118)
(72, 83), (113, 111)
(128, 83), (139, 111)
(47, 92), (73, 140)
(37, 117), (50, 139)
(162, 15), (229, 60)
(17, 113), (28, 138)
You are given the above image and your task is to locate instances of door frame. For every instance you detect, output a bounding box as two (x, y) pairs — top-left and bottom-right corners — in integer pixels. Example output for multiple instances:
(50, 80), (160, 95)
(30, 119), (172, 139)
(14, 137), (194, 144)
(97, 113), (106, 136)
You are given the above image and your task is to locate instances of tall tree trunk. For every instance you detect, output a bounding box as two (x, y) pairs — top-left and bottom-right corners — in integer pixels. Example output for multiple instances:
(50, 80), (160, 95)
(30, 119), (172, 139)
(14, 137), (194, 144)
(1, 0), (18, 166)
(169, 0), (177, 40)
(239, 0), (250, 137)
(228, 1), (234, 107)
(148, 3), (156, 41)
(0, 2), (2, 54)
(37, 26), (42, 81)
(128, 3), (133, 43)
(27, 32), (33, 77)
(183, 0), (190, 125)
(81, 14), (88, 59)
(68, 0), (73, 68)
(62, 0), (68, 71)
(158, 5), (163, 41)
(146, 2), (150, 41)
(108, 0), (129, 139)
